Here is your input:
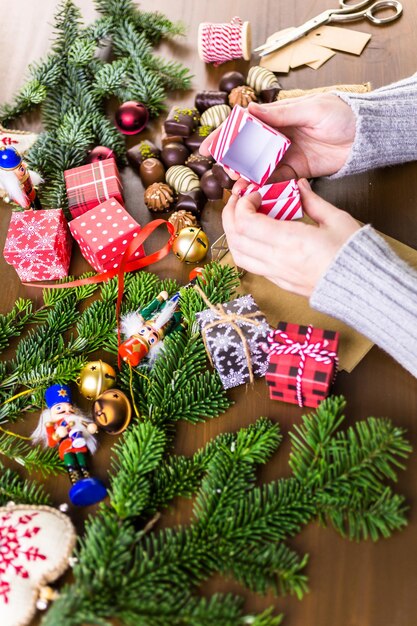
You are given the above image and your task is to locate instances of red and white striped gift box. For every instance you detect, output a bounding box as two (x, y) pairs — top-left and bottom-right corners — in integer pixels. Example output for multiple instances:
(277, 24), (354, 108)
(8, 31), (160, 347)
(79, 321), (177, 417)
(242, 179), (303, 221)
(207, 105), (291, 187)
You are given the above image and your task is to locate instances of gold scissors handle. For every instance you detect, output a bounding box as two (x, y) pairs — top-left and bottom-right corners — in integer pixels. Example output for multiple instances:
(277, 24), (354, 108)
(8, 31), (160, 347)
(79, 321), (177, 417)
(255, 0), (402, 56)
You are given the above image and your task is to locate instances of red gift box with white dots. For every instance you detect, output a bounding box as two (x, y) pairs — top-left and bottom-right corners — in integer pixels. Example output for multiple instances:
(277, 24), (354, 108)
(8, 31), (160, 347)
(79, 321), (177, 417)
(69, 198), (144, 272)
(3, 209), (72, 281)
(64, 158), (124, 219)
(265, 322), (339, 408)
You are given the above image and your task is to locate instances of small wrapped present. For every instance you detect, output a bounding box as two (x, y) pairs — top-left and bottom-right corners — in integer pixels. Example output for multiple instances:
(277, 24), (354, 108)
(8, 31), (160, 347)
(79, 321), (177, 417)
(3, 209), (72, 281)
(69, 198), (144, 272)
(242, 179), (303, 220)
(196, 291), (271, 389)
(64, 158), (123, 218)
(207, 105), (290, 187)
(265, 322), (339, 408)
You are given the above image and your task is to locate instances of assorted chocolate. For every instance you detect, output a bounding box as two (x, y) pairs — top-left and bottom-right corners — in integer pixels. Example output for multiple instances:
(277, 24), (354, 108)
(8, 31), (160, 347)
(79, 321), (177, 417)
(212, 163), (234, 190)
(175, 190), (206, 215)
(200, 104), (231, 128)
(166, 165), (200, 194)
(127, 140), (161, 168)
(200, 170), (223, 200)
(161, 143), (190, 168)
(219, 71), (246, 94)
(228, 85), (257, 108)
(185, 154), (213, 177)
(168, 209), (197, 234)
(195, 90), (228, 113)
(164, 106), (200, 137)
(139, 157), (166, 187)
(144, 182), (175, 212)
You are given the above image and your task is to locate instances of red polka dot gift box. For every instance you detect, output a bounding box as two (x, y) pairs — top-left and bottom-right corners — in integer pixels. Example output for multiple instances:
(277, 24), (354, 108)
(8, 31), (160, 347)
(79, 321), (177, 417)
(265, 322), (339, 408)
(64, 158), (124, 219)
(69, 198), (144, 272)
(3, 209), (72, 282)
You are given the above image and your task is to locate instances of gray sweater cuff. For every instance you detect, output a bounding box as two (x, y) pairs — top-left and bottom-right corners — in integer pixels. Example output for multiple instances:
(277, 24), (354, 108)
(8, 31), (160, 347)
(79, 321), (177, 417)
(310, 225), (417, 377)
(330, 73), (417, 178)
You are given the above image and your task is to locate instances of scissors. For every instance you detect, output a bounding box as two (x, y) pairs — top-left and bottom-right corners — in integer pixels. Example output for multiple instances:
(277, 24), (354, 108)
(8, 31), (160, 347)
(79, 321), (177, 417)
(255, 0), (403, 57)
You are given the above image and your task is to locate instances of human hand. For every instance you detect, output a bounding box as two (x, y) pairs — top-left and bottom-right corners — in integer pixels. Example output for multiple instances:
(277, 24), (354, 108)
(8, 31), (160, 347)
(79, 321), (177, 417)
(200, 94), (356, 189)
(223, 178), (360, 298)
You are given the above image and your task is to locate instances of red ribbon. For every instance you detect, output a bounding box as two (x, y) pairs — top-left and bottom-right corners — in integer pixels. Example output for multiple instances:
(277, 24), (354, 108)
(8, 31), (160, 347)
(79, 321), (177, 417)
(24, 219), (176, 367)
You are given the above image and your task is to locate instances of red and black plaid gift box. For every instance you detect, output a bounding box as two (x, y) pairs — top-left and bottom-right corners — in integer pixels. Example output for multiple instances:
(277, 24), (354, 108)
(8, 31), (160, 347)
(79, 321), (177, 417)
(265, 322), (339, 408)
(64, 158), (123, 219)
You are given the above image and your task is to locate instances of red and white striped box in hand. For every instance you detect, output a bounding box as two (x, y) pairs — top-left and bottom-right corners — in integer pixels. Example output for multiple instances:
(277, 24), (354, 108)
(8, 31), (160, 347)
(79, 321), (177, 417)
(69, 198), (144, 272)
(207, 105), (291, 186)
(3, 209), (72, 281)
(242, 179), (303, 221)
(64, 158), (124, 219)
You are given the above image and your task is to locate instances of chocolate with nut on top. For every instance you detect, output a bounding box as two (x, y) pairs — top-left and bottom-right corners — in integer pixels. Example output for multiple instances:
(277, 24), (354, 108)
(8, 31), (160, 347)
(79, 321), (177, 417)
(127, 140), (161, 168)
(164, 106), (200, 137)
(185, 154), (213, 178)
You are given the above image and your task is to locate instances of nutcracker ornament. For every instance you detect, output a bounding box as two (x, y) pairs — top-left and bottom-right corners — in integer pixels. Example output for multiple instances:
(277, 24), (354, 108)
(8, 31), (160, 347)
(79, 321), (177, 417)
(0, 147), (42, 209)
(119, 291), (184, 367)
(31, 384), (107, 506)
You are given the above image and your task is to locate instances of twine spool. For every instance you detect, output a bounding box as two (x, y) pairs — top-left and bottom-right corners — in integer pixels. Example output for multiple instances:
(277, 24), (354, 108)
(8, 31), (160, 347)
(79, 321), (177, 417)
(277, 82), (372, 100)
(198, 17), (251, 66)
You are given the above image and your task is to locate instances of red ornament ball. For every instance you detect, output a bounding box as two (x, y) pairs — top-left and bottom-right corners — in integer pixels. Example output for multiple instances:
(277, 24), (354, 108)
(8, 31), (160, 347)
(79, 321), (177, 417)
(86, 146), (115, 163)
(115, 101), (149, 135)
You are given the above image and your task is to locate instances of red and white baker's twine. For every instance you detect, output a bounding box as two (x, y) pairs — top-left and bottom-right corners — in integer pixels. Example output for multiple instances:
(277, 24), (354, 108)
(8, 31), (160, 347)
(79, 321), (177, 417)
(267, 325), (339, 408)
(200, 17), (246, 66)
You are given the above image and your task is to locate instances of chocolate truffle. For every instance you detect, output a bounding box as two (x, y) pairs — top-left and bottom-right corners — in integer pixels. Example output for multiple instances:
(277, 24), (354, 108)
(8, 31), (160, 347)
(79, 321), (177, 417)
(200, 170), (223, 200)
(228, 85), (257, 108)
(219, 71), (246, 94)
(184, 125), (213, 152)
(185, 154), (213, 178)
(261, 87), (280, 103)
(127, 140), (160, 168)
(200, 104), (231, 129)
(144, 182), (175, 212)
(247, 66), (281, 95)
(166, 165), (200, 194)
(161, 143), (190, 168)
(164, 106), (200, 137)
(161, 129), (184, 146)
(139, 158), (166, 187)
(195, 90), (228, 113)
(168, 209), (197, 234)
(212, 163), (234, 189)
(175, 190), (206, 215)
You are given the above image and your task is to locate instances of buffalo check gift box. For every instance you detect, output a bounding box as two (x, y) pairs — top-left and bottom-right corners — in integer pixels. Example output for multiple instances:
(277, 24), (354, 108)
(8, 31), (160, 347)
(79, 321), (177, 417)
(3, 209), (72, 281)
(196, 294), (271, 390)
(64, 158), (123, 219)
(69, 198), (144, 272)
(265, 322), (339, 408)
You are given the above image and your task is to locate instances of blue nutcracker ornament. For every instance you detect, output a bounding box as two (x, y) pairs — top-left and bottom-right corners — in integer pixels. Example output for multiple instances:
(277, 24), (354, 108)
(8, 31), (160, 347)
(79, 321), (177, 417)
(0, 146), (42, 209)
(32, 384), (107, 506)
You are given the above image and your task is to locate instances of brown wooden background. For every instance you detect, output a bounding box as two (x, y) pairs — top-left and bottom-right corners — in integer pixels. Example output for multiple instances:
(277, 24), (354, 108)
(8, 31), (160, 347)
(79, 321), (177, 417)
(1, 1), (417, 625)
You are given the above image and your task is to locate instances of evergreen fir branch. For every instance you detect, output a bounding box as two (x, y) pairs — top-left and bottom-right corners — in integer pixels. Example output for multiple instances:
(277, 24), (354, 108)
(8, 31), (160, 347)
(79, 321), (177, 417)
(133, 11), (186, 43)
(68, 38), (97, 67)
(146, 55), (192, 91)
(0, 80), (47, 124)
(75, 299), (117, 353)
(93, 59), (130, 96)
(0, 433), (65, 476)
(95, 0), (135, 20)
(0, 298), (34, 355)
(0, 463), (51, 506)
(109, 422), (168, 519)
(123, 272), (178, 312)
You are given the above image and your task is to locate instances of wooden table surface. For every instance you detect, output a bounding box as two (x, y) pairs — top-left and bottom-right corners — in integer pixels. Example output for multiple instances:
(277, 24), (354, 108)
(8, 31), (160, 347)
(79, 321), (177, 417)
(1, 1), (417, 625)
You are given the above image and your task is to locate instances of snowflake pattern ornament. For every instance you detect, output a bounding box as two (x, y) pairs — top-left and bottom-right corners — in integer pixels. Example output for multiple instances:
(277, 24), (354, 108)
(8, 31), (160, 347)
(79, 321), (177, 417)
(0, 504), (76, 626)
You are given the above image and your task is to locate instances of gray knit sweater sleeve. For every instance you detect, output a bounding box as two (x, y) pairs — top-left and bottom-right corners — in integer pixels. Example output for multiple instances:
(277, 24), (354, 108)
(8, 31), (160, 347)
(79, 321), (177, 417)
(310, 225), (417, 377)
(331, 73), (417, 178)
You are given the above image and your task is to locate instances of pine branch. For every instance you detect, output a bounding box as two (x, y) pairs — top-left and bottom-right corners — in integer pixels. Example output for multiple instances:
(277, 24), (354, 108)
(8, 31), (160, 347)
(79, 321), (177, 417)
(0, 433), (65, 476)
(0, 463), (51, 506)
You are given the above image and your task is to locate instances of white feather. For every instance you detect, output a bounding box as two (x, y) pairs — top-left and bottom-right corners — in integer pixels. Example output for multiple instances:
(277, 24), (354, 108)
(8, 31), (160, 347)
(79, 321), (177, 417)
(28, 169), (43, 186)
(120, 311), (145, 338)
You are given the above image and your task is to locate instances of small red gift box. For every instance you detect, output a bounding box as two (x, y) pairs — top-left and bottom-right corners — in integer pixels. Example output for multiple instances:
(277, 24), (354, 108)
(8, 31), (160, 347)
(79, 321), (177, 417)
(3, 209), (72, 281)
(265, 322), (339, 408)
(208, 105), (290, 187)
(242, 179), (303, 220)
(64, 158), (123, 218)
(69, 198), (144, 272)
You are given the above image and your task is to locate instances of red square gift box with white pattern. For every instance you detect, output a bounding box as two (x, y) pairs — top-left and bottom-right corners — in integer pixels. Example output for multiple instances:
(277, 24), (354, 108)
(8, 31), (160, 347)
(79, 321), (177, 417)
(3, 209), (72, 282)
(69, 198), (144, 272)
(64, 158), (123, 219)
(265, 322), (339, 408)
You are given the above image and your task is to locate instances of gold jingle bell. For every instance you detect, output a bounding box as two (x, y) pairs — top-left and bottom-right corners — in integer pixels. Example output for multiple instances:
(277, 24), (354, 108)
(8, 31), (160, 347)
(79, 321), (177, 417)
(92, 389), (132, 435)
(172, 226), (209, 263)
(77, 360), (117, 401)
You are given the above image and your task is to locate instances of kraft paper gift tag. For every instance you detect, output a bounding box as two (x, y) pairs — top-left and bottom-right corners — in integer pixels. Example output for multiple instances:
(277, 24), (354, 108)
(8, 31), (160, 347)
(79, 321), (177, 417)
(220, 230), (417, 373)
(307, 25), (371, 55)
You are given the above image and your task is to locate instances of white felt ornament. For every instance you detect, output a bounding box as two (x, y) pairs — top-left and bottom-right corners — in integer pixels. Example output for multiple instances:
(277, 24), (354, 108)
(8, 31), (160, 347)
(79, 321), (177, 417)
(0, 503), (76, 626)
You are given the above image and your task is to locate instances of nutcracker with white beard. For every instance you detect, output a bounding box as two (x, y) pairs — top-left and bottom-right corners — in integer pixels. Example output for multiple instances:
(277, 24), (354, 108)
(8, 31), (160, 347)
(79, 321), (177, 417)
(32, 384), (107, 506)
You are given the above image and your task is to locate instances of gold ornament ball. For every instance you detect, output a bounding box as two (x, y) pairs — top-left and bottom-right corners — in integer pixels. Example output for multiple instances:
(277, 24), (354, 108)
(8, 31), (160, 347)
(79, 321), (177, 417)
(172, 226), (209, 263)
(92, 389), (132, 435)
(77, 360), (117, 401)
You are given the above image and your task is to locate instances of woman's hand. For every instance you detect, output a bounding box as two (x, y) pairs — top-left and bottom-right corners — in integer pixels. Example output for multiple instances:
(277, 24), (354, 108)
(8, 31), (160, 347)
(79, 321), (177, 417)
(200, 93), (356, 189)
(223, 179), (360, 298)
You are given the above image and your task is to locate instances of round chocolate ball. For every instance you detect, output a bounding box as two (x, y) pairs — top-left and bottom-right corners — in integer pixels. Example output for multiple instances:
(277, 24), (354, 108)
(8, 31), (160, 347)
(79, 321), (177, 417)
(212, 164), (234, 189)
(161, 142), (190, 168)
(200, 170), (223, 200)
(185, 154), (213, 178)
(219, 71), (246, 94)
(139, 158), (165, 187)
